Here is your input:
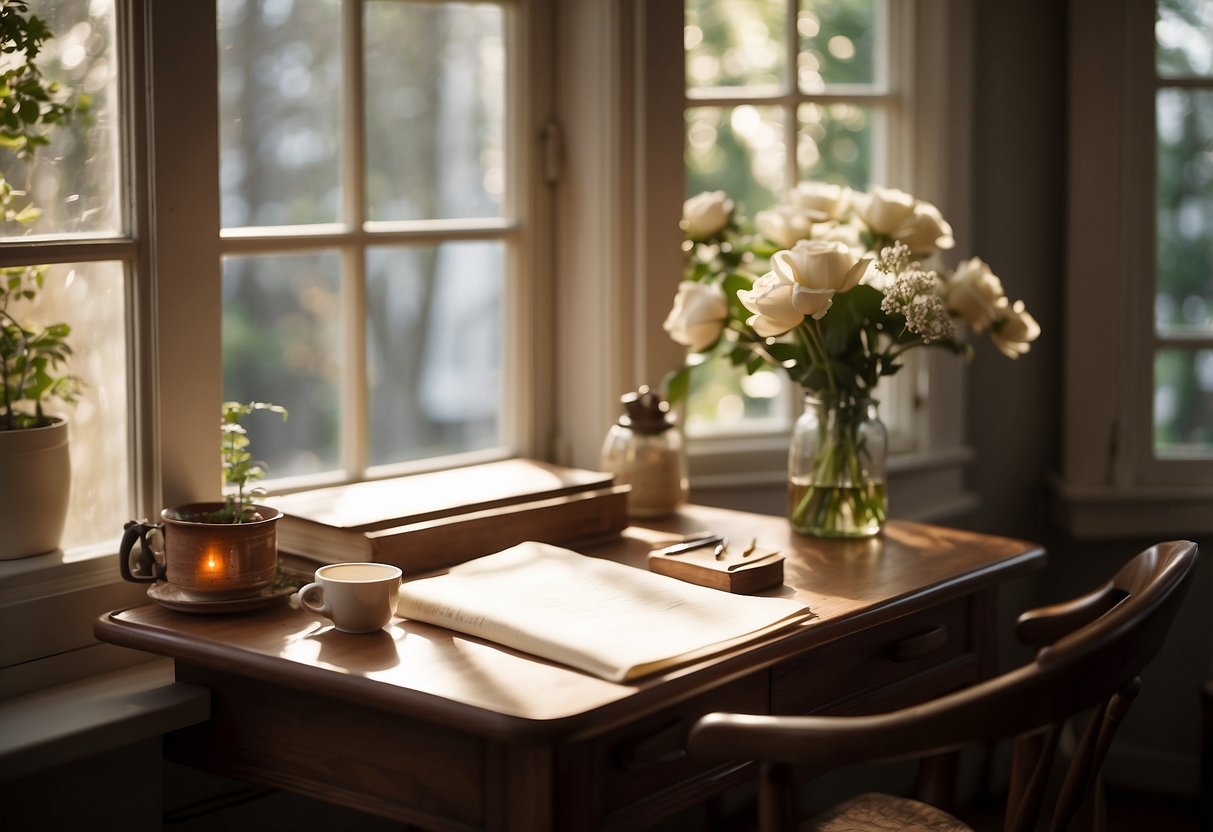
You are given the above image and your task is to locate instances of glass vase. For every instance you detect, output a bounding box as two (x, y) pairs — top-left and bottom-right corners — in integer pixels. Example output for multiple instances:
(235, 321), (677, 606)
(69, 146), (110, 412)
(788, 393), (888, 538)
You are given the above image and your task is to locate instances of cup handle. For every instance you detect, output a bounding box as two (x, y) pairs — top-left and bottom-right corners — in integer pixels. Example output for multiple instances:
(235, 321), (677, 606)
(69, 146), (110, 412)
(297, 582), (328, 617)
(119, 520), (165, 583)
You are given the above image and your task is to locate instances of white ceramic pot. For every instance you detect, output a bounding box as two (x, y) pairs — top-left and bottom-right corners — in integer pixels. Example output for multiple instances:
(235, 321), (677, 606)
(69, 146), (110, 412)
(0, 418), (71, 560)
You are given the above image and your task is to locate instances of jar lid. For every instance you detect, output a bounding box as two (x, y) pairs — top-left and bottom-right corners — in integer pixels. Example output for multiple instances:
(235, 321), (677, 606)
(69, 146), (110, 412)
(618, 385), (675, 434)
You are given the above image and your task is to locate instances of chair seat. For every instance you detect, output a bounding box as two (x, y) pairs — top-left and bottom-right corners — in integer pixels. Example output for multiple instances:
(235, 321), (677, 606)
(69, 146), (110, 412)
(804, 792), (973, 832)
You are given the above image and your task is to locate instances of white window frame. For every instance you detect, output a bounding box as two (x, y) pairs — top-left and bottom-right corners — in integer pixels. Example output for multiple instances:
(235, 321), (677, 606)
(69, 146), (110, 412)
(1056, 0), (1213, 538)
(1, 0), (555, 695)
(553, 0), (976, 522)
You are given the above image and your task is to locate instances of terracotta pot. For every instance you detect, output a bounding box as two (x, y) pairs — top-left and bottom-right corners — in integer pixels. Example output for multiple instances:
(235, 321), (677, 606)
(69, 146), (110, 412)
(121, 502), (281, 598)
(0, 418), (71, 560)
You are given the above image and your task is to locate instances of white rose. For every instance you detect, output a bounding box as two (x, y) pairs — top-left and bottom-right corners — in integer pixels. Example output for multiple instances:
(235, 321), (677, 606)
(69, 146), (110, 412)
(773, 239), (871, 307)
(755, 206), (818, 249)
(945, 257), (1006, 333)
(810, 218), (864, 249)
(738, 270), (805, 337)
(663, 281), (729, 352)
(897, 201), (955, 253)
(682, 190), (733, 240)
(787, 181), (851, 221)
(854, 186), (917, 236)
(990, 300), (1041, 359)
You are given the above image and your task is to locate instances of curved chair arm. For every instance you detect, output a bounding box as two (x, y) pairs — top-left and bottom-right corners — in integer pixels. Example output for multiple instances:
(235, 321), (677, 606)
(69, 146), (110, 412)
(1015, 582), (1125, 648)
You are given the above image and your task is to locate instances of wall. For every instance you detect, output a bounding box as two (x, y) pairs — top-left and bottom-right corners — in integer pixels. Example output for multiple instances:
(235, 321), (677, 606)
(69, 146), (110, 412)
(966, 0), (1211, 798)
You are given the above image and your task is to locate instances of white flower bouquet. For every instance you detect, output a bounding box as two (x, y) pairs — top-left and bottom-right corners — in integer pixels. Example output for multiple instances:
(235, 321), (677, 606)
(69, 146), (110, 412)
(663, 183), (1040, 536)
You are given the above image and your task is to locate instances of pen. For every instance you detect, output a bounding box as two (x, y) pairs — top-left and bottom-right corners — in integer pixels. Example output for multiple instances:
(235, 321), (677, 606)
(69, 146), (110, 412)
(653, 534), (723, 557)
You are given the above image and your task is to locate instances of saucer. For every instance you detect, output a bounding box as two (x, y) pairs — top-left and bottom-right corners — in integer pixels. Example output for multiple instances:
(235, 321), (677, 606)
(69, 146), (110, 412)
(147, 581), (295, 614)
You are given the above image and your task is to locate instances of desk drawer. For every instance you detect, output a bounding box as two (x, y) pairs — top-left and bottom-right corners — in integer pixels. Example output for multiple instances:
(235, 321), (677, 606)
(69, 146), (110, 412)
(585, 673), (768, 817)
(773, 596), (974, 715)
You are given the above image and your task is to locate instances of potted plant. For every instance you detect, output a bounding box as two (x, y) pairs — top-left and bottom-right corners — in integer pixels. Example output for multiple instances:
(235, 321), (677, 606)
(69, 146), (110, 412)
(0, 2), (88, 560)
(121, 401), (289, 598)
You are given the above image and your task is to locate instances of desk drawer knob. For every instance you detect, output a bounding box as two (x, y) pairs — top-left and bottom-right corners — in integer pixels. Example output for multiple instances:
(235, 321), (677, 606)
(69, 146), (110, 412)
(888, 625), (948, 662)
(613, 717), (690, 772)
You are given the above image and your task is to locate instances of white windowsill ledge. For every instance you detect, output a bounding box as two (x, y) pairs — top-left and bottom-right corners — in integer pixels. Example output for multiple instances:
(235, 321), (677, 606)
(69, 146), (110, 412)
(0, 659), (209, 781)
(1051, 476), (1213, 539)
(690, 444), (978, 525)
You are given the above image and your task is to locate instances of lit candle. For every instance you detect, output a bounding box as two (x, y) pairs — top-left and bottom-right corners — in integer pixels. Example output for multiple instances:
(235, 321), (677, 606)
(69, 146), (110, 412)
(200, 546), (227, 584)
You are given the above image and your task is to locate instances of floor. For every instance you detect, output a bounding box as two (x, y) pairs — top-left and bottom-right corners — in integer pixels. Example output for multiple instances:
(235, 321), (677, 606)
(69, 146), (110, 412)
(162, 772), (1202, 831)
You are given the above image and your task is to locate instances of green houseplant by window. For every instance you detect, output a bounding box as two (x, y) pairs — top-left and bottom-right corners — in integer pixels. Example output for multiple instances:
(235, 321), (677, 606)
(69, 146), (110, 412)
(120, 402), (289, 597)
(0, 2), (88, 560)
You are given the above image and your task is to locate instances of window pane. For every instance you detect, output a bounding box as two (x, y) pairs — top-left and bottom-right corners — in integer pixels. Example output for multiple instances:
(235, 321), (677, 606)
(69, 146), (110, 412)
(364, 2), (505, 221)
(222, 253), (343, 477)
(1156, 0), (1213, 78)
(26, 262), (130, 549)
(685, 0), (786, 96)
(1155, 88), (1213, 336)
(218, 0), (342, 228)
(1, 0), (120, 238)
(366, 242), (503, 465)
(685, 363), (787, 433)
(799, 0), (880, 89)
(798, 102), (878, 188)
(686, 105), (785, 211)
(1155, 348), (1213, 457)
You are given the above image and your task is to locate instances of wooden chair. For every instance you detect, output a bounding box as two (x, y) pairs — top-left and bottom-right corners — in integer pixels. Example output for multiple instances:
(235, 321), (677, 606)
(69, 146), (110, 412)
(687, 540), (1198, 832)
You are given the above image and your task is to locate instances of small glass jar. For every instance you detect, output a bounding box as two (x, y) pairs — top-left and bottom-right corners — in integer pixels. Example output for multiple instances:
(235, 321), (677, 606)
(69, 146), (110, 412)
(600, 386), (689, 518)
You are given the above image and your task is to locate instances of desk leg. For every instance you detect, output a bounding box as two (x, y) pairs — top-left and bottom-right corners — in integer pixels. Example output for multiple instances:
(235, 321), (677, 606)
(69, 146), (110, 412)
(485, 745), (555, 832)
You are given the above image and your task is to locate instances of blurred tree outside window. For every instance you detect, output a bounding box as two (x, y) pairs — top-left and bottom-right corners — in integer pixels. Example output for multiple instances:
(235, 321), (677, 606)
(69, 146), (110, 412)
(1153, 0), (1213, 458)
(218, 0), (511, 481)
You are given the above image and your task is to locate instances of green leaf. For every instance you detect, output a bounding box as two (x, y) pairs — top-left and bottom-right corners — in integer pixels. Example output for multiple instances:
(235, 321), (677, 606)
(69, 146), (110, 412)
(661, 365), (691, 404)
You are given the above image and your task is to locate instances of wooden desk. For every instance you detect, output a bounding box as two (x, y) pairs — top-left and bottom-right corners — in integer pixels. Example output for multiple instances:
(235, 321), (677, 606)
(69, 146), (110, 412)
(95, 505), (1044, 832)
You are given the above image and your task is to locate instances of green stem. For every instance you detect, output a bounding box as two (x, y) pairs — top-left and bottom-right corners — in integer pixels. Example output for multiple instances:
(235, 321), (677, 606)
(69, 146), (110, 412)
(798, 322), (837, 396)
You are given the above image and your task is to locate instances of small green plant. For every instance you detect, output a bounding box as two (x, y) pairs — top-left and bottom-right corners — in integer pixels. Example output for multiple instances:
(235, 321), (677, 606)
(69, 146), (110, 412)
(0, 1), (88, 432)
(1, 263), (80, 430)
(219, 400), (288, 523)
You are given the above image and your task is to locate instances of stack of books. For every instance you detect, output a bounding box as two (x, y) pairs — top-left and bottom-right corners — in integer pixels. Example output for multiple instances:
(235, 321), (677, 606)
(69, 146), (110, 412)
(268, 458), (629, 579)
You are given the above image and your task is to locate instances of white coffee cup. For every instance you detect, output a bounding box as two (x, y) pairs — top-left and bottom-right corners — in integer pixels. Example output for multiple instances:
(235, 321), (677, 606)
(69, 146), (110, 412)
(297, 562), (402, 633)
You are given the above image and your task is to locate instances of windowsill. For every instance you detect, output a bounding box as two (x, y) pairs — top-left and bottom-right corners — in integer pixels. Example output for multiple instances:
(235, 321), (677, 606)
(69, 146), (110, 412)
(1050, 475), (1213, 539)
(690, 442), (978, 524)
(1, 539), (151, 699)
(0, 658), (209, 779)
(0, 539), (124, 598)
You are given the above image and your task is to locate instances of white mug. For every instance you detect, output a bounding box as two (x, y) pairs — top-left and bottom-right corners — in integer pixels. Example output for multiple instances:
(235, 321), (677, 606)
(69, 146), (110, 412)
(297, 562), (402, 633)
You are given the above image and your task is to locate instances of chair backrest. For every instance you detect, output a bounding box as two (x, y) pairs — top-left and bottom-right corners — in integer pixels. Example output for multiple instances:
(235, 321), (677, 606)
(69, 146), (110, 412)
(687, 540), (1198, 832)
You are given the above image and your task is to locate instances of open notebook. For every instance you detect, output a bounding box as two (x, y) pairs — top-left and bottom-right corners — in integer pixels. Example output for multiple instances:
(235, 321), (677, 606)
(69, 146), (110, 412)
(395, 541), (813, 683)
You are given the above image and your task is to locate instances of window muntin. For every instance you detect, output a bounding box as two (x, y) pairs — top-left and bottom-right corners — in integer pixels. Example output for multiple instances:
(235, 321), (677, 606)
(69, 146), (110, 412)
(218, 0), (515, 484)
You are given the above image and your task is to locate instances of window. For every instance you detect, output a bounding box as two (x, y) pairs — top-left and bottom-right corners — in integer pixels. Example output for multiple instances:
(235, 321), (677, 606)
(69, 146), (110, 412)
(554, 1), (975, 519)
(680, 0), (941, 449)
(1152, 0), (1213, 467)
(218, 0), (531, 485)
(1059, 0), (1213, 536)
(1, 0), (550, 696)
(0, 0), (129, 553)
